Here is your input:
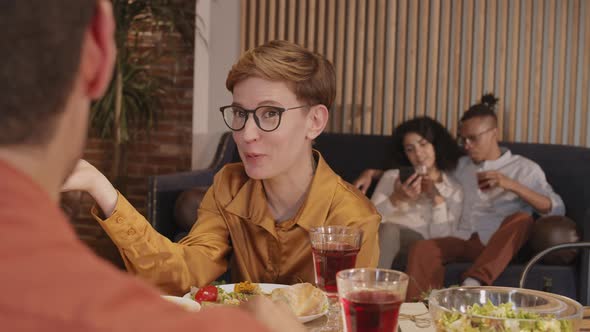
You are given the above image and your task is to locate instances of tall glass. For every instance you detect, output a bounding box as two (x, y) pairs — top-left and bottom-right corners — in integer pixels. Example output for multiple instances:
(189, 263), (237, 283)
(337, 268), (409, 332)
(309, 226), (363, 296)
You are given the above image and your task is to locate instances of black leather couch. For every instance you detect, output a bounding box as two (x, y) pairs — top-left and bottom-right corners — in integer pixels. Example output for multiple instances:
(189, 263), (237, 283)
(147, 132), (590, 304)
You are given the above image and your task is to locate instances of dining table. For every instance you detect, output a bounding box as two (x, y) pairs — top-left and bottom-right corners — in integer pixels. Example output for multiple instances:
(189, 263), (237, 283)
(304, 301), (434, 332)
(305, 303), (590, 332)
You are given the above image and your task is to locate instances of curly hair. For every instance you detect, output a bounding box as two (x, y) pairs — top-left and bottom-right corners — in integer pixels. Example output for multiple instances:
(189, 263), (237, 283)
(391, 116), (463, 171)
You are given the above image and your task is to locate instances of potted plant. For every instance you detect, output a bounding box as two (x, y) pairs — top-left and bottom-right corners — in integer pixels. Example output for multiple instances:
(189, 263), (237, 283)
(90, 0), (196, 190)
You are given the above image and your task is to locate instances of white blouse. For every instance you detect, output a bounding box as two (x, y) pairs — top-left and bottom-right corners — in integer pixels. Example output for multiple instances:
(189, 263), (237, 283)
(370, 169), (463, 239)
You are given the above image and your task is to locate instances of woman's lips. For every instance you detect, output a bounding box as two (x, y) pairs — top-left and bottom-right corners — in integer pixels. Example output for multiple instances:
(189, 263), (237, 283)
(244, 153), (265, 163)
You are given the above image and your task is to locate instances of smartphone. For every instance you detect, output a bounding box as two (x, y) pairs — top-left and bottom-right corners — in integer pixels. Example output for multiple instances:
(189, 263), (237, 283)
(399, 166), (416, 183)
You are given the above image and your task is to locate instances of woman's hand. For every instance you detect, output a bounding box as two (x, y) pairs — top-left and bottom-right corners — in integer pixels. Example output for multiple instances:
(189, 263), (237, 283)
(62, 159), (118, 217)
(353, 169), (383, 194)
(421, 174), (444, 205)
(390, 173), (422, 204)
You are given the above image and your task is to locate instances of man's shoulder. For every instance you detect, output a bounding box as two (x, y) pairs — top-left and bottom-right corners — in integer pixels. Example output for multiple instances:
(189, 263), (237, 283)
(505, 153), (544, 173)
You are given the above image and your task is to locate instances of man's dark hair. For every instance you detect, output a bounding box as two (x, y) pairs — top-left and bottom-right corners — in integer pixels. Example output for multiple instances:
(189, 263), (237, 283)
(0, 0), (96, 146)
(391, 116), (463, 172)
(460, 93), (500, 124)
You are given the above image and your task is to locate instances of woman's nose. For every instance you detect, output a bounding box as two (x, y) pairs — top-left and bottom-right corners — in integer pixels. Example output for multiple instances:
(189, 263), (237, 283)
(240, 115), (260, 142)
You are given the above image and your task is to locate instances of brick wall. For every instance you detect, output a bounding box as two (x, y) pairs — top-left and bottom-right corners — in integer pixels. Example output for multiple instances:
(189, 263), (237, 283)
(62, 31), (194, 269)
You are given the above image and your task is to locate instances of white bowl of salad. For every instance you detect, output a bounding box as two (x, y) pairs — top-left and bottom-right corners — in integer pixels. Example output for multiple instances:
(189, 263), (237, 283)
(428, 286), (583, 331)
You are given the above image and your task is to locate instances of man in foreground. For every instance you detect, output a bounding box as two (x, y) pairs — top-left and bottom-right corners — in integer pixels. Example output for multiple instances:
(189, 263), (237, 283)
(0, 1), (303, 330)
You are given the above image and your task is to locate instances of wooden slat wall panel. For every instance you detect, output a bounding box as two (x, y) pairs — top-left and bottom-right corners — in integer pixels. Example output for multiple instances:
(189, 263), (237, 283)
(506, 0), (520, 141)
(483, 0), (496, 94)
(555, 0), (568, 143)
(519, 0), (532, 142)
(350, 0), (365, 133)
(405, 0), (418, 120)
(567, 0), (580, 145)
(529, 0), (544, 142)
(581, 0), (590, 146)
(426, 0), (441, 120)
(382, 0), (396, 135)
(362, 0), (376, 134)
(460, 0), (474, 117)
(241, 0), (590, 146)
(436, 0), (451, 125)
(448, 0), (463, 136)
(372, 0), (386, 134)
(394, 0), (408, 128)
(495, 0), (508, 139)
(472, 0), (485, 106)
(415, 0), (429, 117)
(542, 0), (556, 143)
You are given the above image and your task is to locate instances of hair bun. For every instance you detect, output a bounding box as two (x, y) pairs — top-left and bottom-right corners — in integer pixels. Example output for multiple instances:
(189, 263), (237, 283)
(480, 93), (499, 108)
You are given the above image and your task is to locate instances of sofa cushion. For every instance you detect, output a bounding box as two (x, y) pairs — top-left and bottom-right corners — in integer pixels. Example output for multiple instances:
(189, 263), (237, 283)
(173, 186), (209, 232)
(529, 215), (581, 264)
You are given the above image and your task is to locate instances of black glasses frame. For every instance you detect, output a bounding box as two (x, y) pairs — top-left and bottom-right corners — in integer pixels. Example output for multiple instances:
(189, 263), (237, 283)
(219, 104), (309, 132)
(457, 127), (496, 146)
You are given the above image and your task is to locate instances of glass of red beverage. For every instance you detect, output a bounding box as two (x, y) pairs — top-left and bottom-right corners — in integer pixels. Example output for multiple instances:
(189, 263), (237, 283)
(309, 226), (363, 296)
(337, 268), (409, 332)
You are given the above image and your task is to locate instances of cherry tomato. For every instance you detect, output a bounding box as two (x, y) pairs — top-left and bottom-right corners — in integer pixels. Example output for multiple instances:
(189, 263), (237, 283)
(194, 285), (218, 303)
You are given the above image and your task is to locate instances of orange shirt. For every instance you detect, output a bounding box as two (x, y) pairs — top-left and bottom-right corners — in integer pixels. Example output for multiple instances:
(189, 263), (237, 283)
(0, 159), (268, 331)
(96, 151), (381, 295)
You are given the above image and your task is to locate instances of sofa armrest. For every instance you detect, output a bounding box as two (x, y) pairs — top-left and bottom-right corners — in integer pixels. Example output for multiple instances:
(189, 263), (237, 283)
(579, 208), (590, 304)
(147, 169), (217, 240)
(146, 132), (237, 241)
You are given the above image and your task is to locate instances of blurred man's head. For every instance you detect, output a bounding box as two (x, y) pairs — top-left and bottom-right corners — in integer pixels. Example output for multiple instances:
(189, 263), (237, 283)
(0, 0), (115, 195)
(458, 94), (501, 163)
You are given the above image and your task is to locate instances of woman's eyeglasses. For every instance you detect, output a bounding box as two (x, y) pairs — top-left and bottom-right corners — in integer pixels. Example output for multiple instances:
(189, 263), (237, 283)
(220, 105), (309, 132)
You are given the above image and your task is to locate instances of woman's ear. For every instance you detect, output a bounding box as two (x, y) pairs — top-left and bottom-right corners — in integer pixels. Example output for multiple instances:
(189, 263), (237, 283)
(306, 105), (329, 140)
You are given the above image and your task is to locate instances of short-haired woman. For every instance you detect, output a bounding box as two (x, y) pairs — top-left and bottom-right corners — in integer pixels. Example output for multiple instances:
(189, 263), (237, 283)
(62, 40), (380, 295)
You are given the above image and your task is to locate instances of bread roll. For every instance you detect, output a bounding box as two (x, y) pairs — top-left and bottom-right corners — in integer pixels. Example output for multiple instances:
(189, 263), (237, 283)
(270, 283), (328, 316)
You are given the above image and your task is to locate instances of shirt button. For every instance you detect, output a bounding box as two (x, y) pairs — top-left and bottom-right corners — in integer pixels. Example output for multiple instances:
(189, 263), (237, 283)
(116, 217), (124, 224)
(127, 229), (136, 236)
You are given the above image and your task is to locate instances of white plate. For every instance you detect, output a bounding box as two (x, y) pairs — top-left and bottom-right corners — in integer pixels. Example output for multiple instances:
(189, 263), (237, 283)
(162, 295), (201, 312)
(183, 283), (328, 323)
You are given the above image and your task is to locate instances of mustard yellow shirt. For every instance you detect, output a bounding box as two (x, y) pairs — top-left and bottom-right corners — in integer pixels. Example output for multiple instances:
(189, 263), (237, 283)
(95, 152), (380, 295)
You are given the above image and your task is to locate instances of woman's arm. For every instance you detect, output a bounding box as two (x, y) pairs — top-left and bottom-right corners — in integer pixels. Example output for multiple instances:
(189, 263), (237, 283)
(63, 159), (231, 295)
(429, 177), (464, 238)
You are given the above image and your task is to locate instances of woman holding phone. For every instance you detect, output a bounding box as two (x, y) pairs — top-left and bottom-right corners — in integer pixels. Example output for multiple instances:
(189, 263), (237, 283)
(363, 117), (464, 268)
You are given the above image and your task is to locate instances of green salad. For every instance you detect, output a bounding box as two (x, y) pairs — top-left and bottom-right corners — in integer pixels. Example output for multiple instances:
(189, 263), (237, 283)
(435, 300), (574, 332)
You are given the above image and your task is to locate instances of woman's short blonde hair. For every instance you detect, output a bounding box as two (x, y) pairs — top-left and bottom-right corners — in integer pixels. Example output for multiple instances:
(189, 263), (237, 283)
(226, 40), (336, 109)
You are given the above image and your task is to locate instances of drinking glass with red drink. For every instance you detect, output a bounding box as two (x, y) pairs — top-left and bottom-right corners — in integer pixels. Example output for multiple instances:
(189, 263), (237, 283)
(337, 268), (409, 332)
(309, 226), (363, 296)
(477, 171), (491, 190)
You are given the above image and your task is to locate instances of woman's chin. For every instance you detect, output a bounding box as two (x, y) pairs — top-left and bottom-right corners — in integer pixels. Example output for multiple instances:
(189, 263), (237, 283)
(243, 166), (269, 180)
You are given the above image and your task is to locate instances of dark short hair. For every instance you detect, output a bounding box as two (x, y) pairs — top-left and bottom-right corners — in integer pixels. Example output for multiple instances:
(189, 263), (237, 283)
(460, 93), (500, 124)
(391, 116), (463, 172)
(0, 0), (96, 145)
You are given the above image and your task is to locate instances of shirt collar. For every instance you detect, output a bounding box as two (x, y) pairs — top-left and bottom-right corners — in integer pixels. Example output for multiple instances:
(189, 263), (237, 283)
(479, 147), (512, 170)
(224, 150), (340, 232)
